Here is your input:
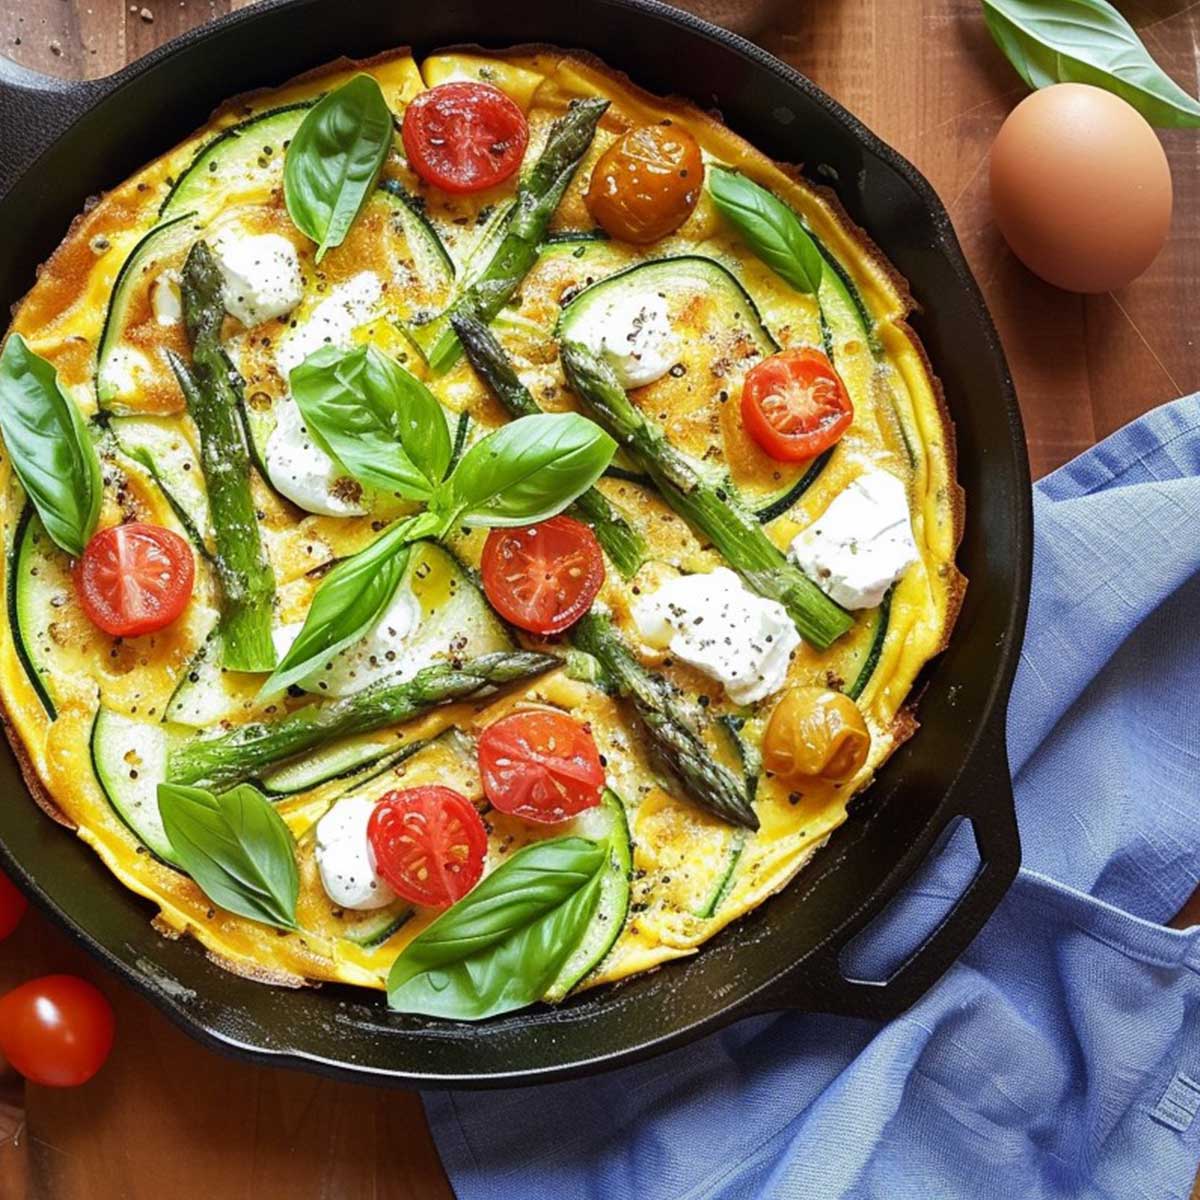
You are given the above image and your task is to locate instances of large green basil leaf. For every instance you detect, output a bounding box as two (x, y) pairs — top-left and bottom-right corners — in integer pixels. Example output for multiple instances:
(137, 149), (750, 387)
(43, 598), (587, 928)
(707, 167), (823, 295)
(387, 836), (606, 1019)
(290, 345), (451, 499)
(436, 412), (615, 528)
(157, 782), (299, 930)
(982, 0), (1200, 128)
(258, 510), (444, 699)
(0, 335), (102, 557)
(284, 75), (394, 261)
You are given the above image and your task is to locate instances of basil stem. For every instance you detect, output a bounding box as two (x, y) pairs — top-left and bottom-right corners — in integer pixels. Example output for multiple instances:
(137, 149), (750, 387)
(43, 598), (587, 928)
(0, 335), (102, 558)
(157, 782), (299, 930)
(452, 312), (644, 577)
(387, 836), (607, 1019)
(172, 241), (277, 673)
(561, 341), (853, 650)
(421, 97), (609, 374)
(707, 167), (823, 295)
(983, 0), (1200, 128)
(284, 74), (395, 261)
(169, 650), (557, 789)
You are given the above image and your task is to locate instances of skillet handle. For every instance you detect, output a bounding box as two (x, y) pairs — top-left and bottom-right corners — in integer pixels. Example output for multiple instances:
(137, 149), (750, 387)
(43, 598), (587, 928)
(0, 56), (107, 200)
(750, 721), (1021, 1021)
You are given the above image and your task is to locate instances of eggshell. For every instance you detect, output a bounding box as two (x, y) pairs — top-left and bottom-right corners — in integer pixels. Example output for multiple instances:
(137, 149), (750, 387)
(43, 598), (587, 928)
(989, 83), (1172, 293)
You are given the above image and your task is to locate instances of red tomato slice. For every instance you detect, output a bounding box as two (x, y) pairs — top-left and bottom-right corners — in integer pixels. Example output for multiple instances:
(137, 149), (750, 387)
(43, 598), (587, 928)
(367, 787), (488, 909)
(402, 82), (529, 194)
(478, 709), (605, 825)
(0, 974), (115, 1087)
(0, 868), (27, 941)
(481, 515), (605, 636)
(74, 522), (195, 638)
(741, 347), (853, 462)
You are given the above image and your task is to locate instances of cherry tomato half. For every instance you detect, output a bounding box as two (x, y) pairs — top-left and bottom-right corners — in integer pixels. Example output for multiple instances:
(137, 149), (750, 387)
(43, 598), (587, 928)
(481, 516), (605, 636)
(740, 347), (854, 462)
(74, 522), (195, 638)
(367, 787), (488, 909)
(402, 82), (529, 194)
(0, 975), (115, 1087)
(478, 709), (605, 824)
(0, 869), (27, 941)
(586, 122), (704, 244)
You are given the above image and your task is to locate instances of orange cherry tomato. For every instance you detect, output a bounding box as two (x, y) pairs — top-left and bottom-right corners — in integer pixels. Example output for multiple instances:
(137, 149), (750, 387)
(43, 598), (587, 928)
(481, 515), (605, 636)
(367, 787), (488, 910)
(478, 709), (605, 824)
(74, 522), (195, 638)
(0, 975), (115, 1087)
(0, 868), (27, 941)
(402, 82), (528, 194)
(740, 347), (853, 462)
(586, 122), (704, 244)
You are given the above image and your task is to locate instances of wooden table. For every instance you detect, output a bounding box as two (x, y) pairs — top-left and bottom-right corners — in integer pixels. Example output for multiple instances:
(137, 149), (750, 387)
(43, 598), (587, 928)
(0, 1), (1197, 1195)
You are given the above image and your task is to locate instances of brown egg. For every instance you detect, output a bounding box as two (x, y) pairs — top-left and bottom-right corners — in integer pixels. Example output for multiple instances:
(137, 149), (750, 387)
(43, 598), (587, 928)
(989, 83), (1172, 293)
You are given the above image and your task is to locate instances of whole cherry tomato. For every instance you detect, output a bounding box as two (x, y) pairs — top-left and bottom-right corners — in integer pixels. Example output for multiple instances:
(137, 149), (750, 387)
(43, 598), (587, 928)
(0, 975), (115, 1087)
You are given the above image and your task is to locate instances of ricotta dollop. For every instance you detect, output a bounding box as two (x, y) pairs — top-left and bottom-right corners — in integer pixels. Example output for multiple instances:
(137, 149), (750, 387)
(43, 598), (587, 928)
(788, 471), (919, 610)
(568, 291), (679, 388)
(212, 232), (304, 327)
(314, 797), (396, 911)
(263, 396), (367, 518)
(632, 566), (800, 704)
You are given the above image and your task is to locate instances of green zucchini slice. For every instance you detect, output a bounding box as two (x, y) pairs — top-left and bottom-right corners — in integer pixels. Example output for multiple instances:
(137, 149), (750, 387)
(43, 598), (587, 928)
(7, 506), (63, 720)
(95, 212), (198, 411)
(556, 255), (778, 357)
(160, 102), (313, 222)
(377, 181), (455, 295)
(340, 902), (413, 949)
(90, 706), (180, 866)
(846, 589), (893, 701)
(543, 788), (632, 1001)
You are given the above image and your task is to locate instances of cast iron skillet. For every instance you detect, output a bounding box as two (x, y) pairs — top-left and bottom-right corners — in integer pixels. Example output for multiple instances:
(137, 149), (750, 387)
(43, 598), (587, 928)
(0, 0), (1030, 1088)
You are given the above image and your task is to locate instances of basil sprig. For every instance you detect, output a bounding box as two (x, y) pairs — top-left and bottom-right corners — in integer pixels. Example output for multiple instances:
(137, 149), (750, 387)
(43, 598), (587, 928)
(387, 836), (607, 1019)
(982, 0), (1200, 128)
(0, 335), (102, 557)
(284, 74), (394, 262)
(157, 782), (299, 930)
(290, 345), (452, 500)
(259, 412), (614, 696)
(707, 167), (823, 295)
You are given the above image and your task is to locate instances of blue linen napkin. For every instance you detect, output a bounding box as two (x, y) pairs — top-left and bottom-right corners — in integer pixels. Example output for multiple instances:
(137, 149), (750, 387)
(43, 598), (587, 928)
(424, 395), (1200, 1200)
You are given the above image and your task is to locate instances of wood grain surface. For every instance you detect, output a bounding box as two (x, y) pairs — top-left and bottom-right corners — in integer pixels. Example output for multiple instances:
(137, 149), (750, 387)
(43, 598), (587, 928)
(0, 1), (1198, 1196)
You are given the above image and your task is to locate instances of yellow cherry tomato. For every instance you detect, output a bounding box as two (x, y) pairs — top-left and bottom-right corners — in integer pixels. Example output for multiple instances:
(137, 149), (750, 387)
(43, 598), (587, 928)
(762, 686), (870, 784)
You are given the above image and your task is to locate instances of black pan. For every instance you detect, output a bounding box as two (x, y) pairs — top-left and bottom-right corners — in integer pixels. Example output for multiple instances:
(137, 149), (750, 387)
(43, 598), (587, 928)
(0, 0), (1030, 1088)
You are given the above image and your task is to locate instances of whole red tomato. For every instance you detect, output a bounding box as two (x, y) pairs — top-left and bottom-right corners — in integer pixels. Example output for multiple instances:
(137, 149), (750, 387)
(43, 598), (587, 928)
(0, 975), (115, 1086)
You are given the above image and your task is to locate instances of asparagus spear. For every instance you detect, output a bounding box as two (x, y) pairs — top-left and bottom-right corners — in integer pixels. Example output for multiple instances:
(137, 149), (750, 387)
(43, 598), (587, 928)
(573, 612), (758, 830)
(420, 98), (609, 374)
(171, 240), (276, 672)
(451, 312), (644, 578)
(560, 343), (853, 650)
(169, 650), (557, 789)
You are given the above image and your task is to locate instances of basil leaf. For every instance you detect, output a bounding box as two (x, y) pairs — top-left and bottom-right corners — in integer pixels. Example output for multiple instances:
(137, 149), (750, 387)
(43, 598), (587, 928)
(707, 167), (823, 295)
(387, 836), (606, 1019)
(284, 75), (394, 262)
(157, 782), (299, 930)
(0, 334), (102, 557)
(258, 509), (444, 698)
(982, 0), (1200, 128)
(290, 345), (451, 499)
(436, 412), (615, 528)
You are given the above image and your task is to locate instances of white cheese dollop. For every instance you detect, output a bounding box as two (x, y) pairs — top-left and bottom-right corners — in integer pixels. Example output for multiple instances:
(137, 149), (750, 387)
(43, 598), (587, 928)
(569, 291), (679, 388)
(788, 470), (919, 610)
(632, 566), (800, 705)
(263, 396), (367, 517)
(275, 270), (383, 379)
(150, 272), (183, 326)
(273, 577), (422, 697)
(99, 345), (154, 403)
(314, 797), (397, 911)
(212, 232), (304, 327)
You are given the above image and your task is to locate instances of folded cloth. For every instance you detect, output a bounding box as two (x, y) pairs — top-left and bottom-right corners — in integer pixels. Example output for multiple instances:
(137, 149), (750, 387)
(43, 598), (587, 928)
(424, 395), (1200, 1200)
